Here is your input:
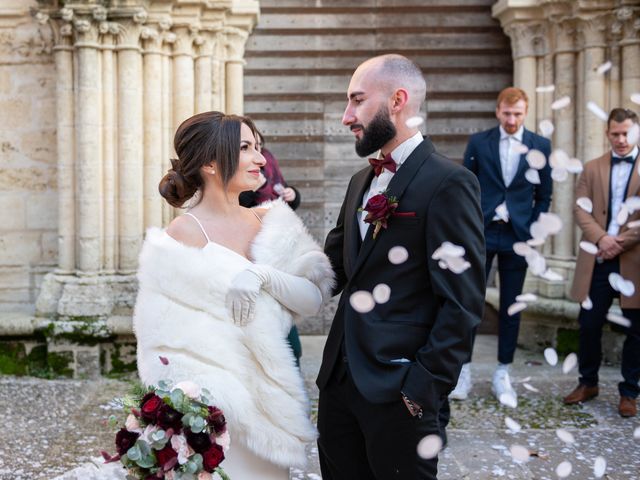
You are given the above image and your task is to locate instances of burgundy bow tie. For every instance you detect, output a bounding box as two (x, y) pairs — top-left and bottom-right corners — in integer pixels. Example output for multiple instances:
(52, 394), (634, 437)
(368, 154), (397, 177)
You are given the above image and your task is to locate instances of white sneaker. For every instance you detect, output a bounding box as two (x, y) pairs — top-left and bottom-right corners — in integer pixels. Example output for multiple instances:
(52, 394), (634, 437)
(492, 366), (517, 405)
(449, 363), (472, 400)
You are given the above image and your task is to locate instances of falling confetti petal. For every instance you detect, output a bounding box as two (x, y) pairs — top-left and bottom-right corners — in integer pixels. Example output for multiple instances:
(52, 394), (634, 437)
(629, 219), (640, 228)
(617, 205), (629, 226)
(550, 149), (570, 169)
(539, 119), (554, 138)
(513, 242), (532, 256)
(432, 242), (465, 260)
(372, 284), (391, 304)
(526, 251), (547, 276)
(509, 444), (530, 463)
(544, 347), (558, 366)
(576, 197), (593, 213)
(579, 241), (598, 255)
(417, 434), (442, 460)
(159, 356), (169, 365)
(405, 116), (424, 128)
(527, 237), (546, 247)
(625, 196), (640, 213)
(349, 291), (375, 313)
(507, 302), (527, 316)
(536, 84), (555, 93)
(566, 158), (583, 174)
(388, 246), (409, 264)
(556, 461), (572, 478)
(505, 417), (521, 433)
(634, 426), (640, 439)
(609, 272), (635, 297)
(512, 143), (529, 154)
(587, 101), (609, 121)
(593, 456), (607, 478)
(444, 256), (471, 274)
(495, 202), (509, 222)
(562, 353), (578, 374)
(596, 61), (612, 74)
(499, 392), (518, 409)
(556, 428), (575, 444)
(628, 123), (639, 146)
(582, 296), (593, 310)
(551, 167), (569, 182)
(523, 383), (539, 392)
(551, 96), (571, 110)
(607, 312), (632, 327)
(631, 92), (640, 105)
(525, 168), (541, 184)
(541, 269), (564, 281)
(538, 212), (563, 235)
(516, 293), (538, 302)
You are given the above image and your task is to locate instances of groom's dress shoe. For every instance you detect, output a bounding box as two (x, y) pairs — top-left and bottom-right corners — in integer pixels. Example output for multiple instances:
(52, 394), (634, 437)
(619, 396), (637, 417)
(563, 384), (599, 405)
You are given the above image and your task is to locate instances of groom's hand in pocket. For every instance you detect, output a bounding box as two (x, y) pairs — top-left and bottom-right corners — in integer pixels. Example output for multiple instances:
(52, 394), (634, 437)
(225, 267), (267, 326)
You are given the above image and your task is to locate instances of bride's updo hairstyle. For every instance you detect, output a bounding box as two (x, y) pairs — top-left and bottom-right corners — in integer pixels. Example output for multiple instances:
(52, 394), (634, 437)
(159, 111), (258, 208)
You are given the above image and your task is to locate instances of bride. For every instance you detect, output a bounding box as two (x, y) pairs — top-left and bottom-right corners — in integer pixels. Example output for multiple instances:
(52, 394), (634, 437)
(134, 111), (335, 478)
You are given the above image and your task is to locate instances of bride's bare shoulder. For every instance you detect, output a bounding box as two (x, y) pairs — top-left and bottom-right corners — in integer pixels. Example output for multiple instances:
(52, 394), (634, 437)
(166, 215), (208, 249)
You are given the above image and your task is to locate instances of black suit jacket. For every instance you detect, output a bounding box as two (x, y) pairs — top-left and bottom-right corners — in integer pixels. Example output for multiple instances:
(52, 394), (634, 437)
(317, 138), (486, 421)
(463, 126), (552, 241)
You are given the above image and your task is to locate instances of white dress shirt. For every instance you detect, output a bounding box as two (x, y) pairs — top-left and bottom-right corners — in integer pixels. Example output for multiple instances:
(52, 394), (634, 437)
(359, 132), (423, 239)
(492, 125), (525, 221)
(607, 145), (638, 236)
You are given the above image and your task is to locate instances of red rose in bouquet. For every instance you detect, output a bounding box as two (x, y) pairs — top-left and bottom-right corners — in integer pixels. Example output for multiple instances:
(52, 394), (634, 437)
(115, 428), (140, 456)
(156, 403), (183, 431)
(140, 393), (163, 423)
(203, 443), (225, 472)
(207, 406), (227, 434)
(155, 445), (178, 471)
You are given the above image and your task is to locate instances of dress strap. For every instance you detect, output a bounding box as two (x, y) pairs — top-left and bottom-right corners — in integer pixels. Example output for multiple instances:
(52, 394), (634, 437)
(250, 208), (263, 224)
(184, 212), (211, 243)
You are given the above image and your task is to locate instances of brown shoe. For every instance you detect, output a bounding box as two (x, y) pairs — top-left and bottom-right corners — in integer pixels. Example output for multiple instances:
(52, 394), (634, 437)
(619, 396), (637, 417)
(563, 384), (599, 405)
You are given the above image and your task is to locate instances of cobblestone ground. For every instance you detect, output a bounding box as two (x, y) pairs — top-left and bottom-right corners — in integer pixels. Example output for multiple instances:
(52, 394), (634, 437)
(0, 335), (638, 479)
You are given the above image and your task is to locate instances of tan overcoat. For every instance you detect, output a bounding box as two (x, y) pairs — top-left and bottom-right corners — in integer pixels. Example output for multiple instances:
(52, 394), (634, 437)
(570, 152), (640, 308)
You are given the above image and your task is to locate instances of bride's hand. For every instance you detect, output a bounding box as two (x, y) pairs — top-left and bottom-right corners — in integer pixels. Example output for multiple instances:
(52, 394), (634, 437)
(225, 268), (265, 326)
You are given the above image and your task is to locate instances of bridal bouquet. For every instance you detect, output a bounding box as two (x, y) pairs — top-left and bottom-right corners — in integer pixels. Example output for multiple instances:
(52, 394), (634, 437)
(102, 377), (231, 480)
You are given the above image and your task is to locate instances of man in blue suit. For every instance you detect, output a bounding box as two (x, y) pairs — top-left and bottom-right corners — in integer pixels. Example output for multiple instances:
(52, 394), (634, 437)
(450, 87), (552, 402)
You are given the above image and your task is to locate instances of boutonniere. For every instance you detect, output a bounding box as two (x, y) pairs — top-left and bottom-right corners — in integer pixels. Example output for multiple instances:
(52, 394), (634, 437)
(358, 191), (416, 239)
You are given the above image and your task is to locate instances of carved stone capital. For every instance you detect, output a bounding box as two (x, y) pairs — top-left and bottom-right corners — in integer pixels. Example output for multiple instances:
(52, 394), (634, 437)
(224, 27), (249, 61)
(172, 27), (195, 56)
(552, 20), (576, 53)
(504, 22), (545, 58)
(578, 15), (610, 49)
(615, 6), (640, 44)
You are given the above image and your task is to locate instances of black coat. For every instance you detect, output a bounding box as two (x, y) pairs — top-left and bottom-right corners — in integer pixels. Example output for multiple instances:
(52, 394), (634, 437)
(317, 137), (486, 422)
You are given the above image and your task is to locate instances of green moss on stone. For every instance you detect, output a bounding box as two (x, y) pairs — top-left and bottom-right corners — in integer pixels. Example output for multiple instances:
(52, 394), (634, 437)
(109, 343), (137, 375)
(26, 344), (48, 375)
(47, 351), (74, 378)
(556, 328), (580, 357)
(0, 342), (28, 375)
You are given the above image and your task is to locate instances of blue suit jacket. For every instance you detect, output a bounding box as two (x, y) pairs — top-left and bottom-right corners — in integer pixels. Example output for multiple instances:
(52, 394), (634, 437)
(463, 126), (552, 241)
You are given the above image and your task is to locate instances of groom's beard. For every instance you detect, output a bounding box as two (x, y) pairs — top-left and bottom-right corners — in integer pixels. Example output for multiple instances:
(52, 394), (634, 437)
(353, 107), (397, 157)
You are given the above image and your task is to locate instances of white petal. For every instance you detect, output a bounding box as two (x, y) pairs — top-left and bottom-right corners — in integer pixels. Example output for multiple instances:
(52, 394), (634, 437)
(629, 219), (640, 228)
(432, 241), (465, 260)
(509, 444), (530, 463)
(549, 149), (570, 168)
(526, 237), (546, 247)
(516, 293), (538, 302)
(624, 196), (640, 213)
(536, 84), (555, 93)
(372, 284), (391, 304)
(551, 167), (569, 182)
(405, 116), (424, 128)
(607, 312), (632, 328)
(445, 256), (471, 274)
(581, 296), (593, 310)
(523, 382), (539, 392)
(507, 302), (527, 316)
(512, 142), (529, 155)
(540, 269), (564, 281)
(634, 426), (640, 439)
(495, 202), (509, 222)
(579, 241), (598, 255)
(538, 212), (563, 235)
(505, 417), (521, 433)
(587, 101), (609, 121)
(619, 278), (635, 297)
(566, 158), (583, 174)
(593, 456), (607, 478)
(529, 221), (547, 241)
(556, 428), (575, 444)
(512, 242), (532, 256)
(438, 260), (448, 270)
(627, 123), (639, 146)
(526, 149), (547, 169)
(617, 205), (629, 226)
(499, 392), (518, 409)
(349, 291), (375, 313)
(562, 353), (578, 374)
(525, 168), (541, 184)
(608, 272), (622, 291)
(388, 246), (409, 264)
(631, 92), (640, 105)
(576, 197), (593, 213)
(556, 461), (573, 478)
(544, 347), (558, 366)
(527, 252), (547, 276)
(539, 119), (555, 138)
(417, 434), (442, 460)
(551, 96), (571, 110)
(596, 60), (612, 75)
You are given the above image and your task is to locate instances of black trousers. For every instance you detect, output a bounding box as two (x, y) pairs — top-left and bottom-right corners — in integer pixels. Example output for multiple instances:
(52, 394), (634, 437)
(484, 221), (528, 364)
(317, 357), (442, 480)
(577, 258), (640, 399)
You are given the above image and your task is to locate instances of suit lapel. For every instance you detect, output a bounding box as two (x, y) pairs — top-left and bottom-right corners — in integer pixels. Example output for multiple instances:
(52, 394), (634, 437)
(515, 129), (534, 179)
(350, 139), (434, 280)
(597, 154), (611, 217)
(626, 156), (640, 198)
(344, 168), (375, 277)
(489, 127), (504, 187)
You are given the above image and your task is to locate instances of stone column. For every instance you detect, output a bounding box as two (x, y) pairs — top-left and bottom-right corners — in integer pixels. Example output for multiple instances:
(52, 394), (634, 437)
(101, 23), (118, 273)
(116, 13), (145, 273)
(52, 19), (75, 274)
(74, 18), (102, 274)
(617, 7), (640, 110)
(580, 15), (610, 163)
(142, 26), (164, 229)
(161, 29), (175, 226)
(195, 35), (214, 113)
(225, 27), (249, 115)
(172, 27), (195, 129)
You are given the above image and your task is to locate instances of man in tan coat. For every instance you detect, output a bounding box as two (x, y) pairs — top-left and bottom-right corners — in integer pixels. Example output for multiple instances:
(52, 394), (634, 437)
(564, 108), (640, 417)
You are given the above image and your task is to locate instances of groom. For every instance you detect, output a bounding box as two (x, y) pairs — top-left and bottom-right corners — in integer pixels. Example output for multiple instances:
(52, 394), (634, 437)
(317, 54), (486, 479)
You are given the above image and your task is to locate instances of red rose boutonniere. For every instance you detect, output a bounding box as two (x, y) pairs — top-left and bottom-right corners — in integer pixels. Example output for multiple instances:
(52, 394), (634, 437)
(359, 191), (416, 239)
